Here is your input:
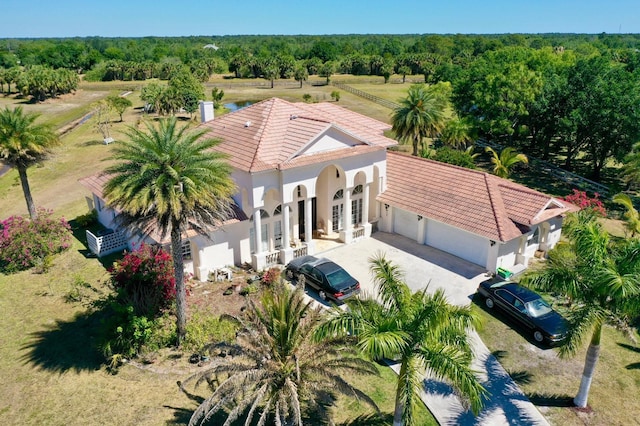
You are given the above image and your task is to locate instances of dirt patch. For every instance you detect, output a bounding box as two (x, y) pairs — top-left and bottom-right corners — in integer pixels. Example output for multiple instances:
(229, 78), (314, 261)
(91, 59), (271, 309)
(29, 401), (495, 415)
(187, 271), (261, 318)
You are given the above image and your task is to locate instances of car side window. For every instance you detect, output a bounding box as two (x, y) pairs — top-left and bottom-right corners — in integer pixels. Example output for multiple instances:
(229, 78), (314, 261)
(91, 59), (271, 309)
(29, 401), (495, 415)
(513, 299), (527, 313)
(496, 289), (516, 305)
(301, 264), (312, 275)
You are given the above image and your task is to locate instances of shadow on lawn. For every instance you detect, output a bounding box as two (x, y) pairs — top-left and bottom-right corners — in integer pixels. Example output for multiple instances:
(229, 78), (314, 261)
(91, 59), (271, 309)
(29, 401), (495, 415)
(618, 342), (640, 370)
(21, 308), (105, 373)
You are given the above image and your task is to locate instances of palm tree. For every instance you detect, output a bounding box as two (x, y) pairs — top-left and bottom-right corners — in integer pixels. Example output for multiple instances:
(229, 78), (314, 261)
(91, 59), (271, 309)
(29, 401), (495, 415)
(181, 283), (380, 426)
(612, 193), (640, 238)
(103, 117), (236, 345)
(440, 116), (475, 150)
(318, 254), (485, 426)
(520, 211), (640, 408)
(0, 106), (60, 219)
(391, 84), (447, 156)
(484, 146), (528, 178)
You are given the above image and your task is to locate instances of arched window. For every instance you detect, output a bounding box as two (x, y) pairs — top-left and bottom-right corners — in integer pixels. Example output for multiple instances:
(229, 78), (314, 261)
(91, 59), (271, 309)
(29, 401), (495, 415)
(333, 189), (344, 200)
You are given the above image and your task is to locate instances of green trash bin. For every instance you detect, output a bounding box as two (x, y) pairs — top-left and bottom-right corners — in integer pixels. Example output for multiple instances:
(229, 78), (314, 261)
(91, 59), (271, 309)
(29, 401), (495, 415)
(496, 267), (513, 280)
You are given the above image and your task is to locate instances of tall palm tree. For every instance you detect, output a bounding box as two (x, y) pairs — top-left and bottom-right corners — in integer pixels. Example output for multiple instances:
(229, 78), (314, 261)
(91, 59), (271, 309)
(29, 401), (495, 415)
(0, 106), (60, 219)
(391, 84), (447, 156)
(484, 146), (528, 178)
(181, 283), (379, 426)
(103, 117), (236, 345)
(318, 254), (485, 426)
(521, 211), (640, 408)
(612, 192), (640, 238)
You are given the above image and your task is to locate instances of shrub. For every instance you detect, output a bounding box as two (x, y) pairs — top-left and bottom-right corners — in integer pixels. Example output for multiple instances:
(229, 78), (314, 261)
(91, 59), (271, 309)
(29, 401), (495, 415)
(302, 93), (312, 103)
(261, 267), (281, 286)
(431, 147), (477, 169)
(330, 90), (341, 101)
(0, 209), (72, 273)
(562, 189), (607, 217)
(240, 282), (260, 296)
(100, 301), (158, 363)
(75, 209), (98, 227)
(110, 244), (176, 317)
(183, 310), (238, 353)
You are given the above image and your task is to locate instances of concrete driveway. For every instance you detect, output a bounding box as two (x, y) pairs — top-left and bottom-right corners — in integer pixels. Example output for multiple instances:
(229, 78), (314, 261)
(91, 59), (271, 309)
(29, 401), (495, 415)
(313, 231), (550, 426)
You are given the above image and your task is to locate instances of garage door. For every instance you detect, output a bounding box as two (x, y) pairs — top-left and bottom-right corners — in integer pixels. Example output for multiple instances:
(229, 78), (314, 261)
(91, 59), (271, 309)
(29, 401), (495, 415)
(425, 219), (488, 267)
(393, 208), (419, 241)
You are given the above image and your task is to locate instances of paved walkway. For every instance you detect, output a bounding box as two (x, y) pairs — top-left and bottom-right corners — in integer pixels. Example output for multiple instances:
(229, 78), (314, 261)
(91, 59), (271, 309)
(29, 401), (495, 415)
(313, 232), (550, 426)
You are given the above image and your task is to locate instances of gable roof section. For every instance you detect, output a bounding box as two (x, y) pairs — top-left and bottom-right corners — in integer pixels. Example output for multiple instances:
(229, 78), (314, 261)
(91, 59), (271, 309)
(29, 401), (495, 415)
(199, 98), (396, 173)
(379, 152), (577, 242)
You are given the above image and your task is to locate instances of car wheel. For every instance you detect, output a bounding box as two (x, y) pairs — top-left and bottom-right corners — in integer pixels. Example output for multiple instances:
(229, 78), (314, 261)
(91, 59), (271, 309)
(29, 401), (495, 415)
(485, 297), (495, 309)
(286, 269), (294, 279)
(319, 290), (327, 300)
(533, 330), (544, 343)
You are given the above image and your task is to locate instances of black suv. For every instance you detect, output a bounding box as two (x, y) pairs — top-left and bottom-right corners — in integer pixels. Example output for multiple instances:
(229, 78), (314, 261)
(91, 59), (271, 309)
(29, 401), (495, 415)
(285, 255), (360, 303)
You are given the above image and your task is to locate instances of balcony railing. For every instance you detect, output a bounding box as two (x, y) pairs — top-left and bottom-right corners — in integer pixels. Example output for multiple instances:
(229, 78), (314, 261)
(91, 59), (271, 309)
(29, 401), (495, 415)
(352, 226), (365, 240)
(265, 251), (280, 267)
(293, 245), (307, 259)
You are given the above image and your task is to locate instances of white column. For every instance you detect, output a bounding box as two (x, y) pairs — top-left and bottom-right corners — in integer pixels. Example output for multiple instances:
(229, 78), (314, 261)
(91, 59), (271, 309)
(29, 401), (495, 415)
(305, 198), (313, 243)
(283, 204), (290, 249)
(253, 208), (262, 253)
(344, 188), (352, 232)
(362, 183), (370, 224)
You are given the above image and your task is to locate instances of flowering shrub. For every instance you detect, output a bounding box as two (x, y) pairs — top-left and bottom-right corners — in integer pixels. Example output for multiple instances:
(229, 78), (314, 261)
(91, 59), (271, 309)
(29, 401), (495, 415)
(562, 189), (607, 217)
(261, 267), (281, 286)
(110, 244), (176, 316)
(0, 209), (72, 273)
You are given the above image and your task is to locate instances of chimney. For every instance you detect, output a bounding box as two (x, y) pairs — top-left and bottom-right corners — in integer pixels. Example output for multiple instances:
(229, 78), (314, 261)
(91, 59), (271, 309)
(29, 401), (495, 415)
(199, 101), (214, 123)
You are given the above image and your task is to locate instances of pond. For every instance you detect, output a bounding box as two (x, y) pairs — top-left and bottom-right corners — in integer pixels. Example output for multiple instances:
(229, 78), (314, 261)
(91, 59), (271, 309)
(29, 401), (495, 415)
(223, 100), (256, 112)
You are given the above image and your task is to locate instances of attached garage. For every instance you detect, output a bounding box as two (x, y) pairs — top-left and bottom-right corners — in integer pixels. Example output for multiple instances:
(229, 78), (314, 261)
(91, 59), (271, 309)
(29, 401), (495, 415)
(393, 208), (419, 241)
(424, 218), (489, 268)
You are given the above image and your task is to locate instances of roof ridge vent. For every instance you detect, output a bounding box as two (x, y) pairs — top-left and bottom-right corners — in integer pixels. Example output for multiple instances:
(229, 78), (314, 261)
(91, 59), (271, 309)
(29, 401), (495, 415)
(244, 120), (252, 127)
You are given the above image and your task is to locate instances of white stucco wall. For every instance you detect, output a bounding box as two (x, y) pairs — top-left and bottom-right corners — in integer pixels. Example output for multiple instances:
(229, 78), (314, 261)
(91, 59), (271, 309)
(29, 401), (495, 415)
(496, 237), (521, 270)
(191, 220), (250, 280)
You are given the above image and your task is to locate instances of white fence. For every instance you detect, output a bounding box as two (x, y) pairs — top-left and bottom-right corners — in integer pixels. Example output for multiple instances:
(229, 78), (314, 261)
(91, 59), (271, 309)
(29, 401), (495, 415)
(86, 229), (128, 257)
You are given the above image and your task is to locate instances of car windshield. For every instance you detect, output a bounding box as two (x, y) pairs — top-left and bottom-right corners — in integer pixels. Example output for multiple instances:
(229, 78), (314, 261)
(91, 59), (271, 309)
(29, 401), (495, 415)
(325, 269), (354, 290)
(525, 298), (553, 318)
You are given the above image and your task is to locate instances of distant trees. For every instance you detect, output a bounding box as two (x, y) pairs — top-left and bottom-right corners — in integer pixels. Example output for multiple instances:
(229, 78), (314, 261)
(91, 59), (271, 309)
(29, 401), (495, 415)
(8, 65), (79, 102)
(107, 95), (132, 122)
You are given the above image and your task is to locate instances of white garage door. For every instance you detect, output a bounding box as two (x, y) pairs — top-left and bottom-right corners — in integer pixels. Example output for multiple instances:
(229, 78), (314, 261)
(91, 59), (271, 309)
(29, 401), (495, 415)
(425, 219), (488, 267)
(393, 208), (419, 241)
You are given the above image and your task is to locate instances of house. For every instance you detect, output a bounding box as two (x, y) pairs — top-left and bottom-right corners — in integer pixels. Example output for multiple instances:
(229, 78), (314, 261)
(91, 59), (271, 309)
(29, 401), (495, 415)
(80, 98), (576, 281)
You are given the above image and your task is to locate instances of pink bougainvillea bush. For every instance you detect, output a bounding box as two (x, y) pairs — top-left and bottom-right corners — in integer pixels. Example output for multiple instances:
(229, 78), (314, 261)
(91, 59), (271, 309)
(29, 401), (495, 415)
(562, 189), (607, 217)
(0, 209), (72, 273)
(109, 244), (176, 317)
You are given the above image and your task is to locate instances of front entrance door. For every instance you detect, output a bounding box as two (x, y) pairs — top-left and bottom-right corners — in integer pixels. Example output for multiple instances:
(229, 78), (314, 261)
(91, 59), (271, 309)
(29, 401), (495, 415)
(298, 198), (317, 242)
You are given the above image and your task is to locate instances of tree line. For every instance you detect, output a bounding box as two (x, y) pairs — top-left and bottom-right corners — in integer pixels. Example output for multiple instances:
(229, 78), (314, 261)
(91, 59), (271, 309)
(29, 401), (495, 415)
(2, 34), (640, 183)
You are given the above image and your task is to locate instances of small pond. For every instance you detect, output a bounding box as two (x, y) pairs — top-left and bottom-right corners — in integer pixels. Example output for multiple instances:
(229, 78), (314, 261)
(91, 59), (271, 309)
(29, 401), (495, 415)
(223, 100), (256, 112)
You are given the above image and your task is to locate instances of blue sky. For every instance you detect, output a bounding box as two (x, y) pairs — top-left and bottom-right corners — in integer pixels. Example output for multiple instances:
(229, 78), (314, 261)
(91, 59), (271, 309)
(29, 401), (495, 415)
(3, 0), (639, 38)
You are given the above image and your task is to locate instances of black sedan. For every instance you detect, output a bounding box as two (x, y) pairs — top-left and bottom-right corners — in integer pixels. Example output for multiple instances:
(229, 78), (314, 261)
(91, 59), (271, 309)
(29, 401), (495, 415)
(285, 255), (360, 303)
(477, 278), (568, 346)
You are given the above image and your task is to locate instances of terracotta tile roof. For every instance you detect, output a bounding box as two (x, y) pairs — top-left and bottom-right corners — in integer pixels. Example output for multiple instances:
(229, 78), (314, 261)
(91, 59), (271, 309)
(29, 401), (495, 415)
(199, 98), (396, 172)
(379, 152), (577, 242)
(78, 173), (111, 199)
